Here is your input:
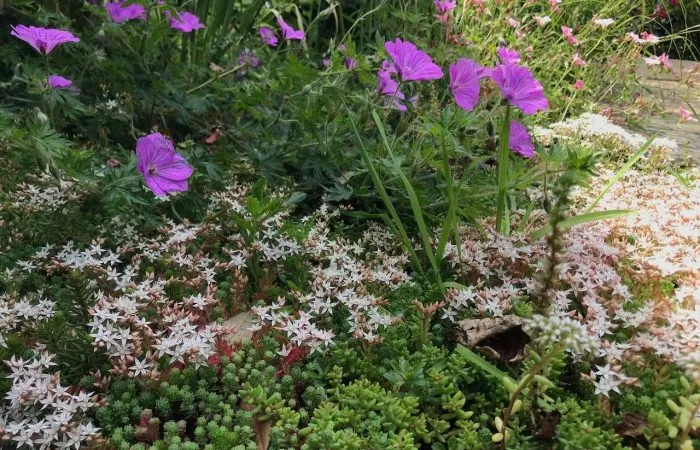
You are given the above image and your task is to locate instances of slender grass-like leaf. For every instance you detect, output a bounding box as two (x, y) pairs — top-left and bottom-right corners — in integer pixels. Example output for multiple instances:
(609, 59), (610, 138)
(585, 134), (656, 213)
(435, 127), (459, 263)
(371, 110), (442, 288)
(456, 345), (516, 387)
(344, 105), (425, 277)
(516, 198), (537, 234)
(530, 209), (635, 240)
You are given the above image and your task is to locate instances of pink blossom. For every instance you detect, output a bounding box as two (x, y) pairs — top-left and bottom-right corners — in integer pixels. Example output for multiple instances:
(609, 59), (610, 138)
(573, 79), (584, 90)
(679, 107), (697, 122)
(561, 26), (579, 46)
(506, 17), (520, 28)
(572, 53), (586, 67)
(659, 53), (673, 70)
(641, 31), (660, 44)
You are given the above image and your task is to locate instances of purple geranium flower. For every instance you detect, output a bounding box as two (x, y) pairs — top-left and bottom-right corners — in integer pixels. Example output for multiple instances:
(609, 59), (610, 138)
(259, 27), (278, 47)
(449, 58), (485, 112)
(490, 64), (548, 115)
(237, 50), (259, 68)
(277, 17), (305, 40)
(10, 25), (80, 55)
(345, 57), (357, 70)
(496, 47), (520, 64)
(508, 121), (535, 158)
(136, 133), (193, 196)
(384, 38), (443, 82)
(47, 75), (73, 90)
(434, 0), (457, 12)
(377, 65), (407, 111)
(166, 11), (205, 33)
(105, 1), (146, 23)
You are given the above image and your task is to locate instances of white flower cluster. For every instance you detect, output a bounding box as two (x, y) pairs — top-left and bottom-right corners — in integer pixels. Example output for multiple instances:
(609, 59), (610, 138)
(533, 113), (677, 165)
(251, 209), (410, 349)
(442, 223), (626, 338)
(0, 353), (99, 449)
(524, 314), (599, 357)
(3, 173), (80, 214)
(0, 293), (55, 348)
(589, 363), (634, 397)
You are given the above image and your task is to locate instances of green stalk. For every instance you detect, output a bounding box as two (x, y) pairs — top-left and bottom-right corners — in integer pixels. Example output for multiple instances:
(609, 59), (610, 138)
(495, 106), (511, 234)
(343, 105), (425, 277)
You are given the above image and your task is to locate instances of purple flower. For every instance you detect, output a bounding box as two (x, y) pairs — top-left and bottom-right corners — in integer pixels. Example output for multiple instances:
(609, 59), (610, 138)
(377, 66), (407, 111)
(47, 75), (73, 90)
(345, 57), (357, 70)
(259, 27), (278, 47)
(384, 38), (443, 82)
(434, 0), (457, 12)
(166, 11), (205, 33)
(449, 58), (485, 112)
(10, 25), (80, 55)
(508, 121), (535, 158)
(496, 47), (520, 65)
(322, 57), (331, 67)
(136, 133), (193, 196)
(237, 50), (259, 68)
(490, 64), (548, 115)
(105, 1), (146, 23)
(277, 17), (305, 41)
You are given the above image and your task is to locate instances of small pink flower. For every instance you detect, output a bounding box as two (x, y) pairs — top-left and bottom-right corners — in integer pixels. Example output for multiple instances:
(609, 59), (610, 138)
(506, 17), (520, 28)
(572, 53), (586, 67)
(573, 79), (584, 90)
(549, 0), (562, 13)
(644, 55), (662, 66)
(653, 5), (668, 19)
(640, 31), (660, 44)
(561, 26), (579, 46)
(659, 53), (673, 70)
(679, 107), (697, 122)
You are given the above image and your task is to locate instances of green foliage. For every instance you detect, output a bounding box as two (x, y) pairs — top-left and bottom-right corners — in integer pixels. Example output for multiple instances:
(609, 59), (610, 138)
(96, 338), (305, 449)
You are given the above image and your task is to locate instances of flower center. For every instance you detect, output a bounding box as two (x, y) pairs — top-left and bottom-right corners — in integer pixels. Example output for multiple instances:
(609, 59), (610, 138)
(147, 164), (158, 175)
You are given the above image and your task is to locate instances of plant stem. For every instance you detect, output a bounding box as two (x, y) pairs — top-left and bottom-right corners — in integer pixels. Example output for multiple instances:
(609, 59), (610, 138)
(186, 63), (245, 94)
(500, 345), (562, 446)
(495, 106), (511, 234)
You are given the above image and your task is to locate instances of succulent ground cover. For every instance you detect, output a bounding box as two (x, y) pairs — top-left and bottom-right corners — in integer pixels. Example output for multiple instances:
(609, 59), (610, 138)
(0, 1), (698, 449)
